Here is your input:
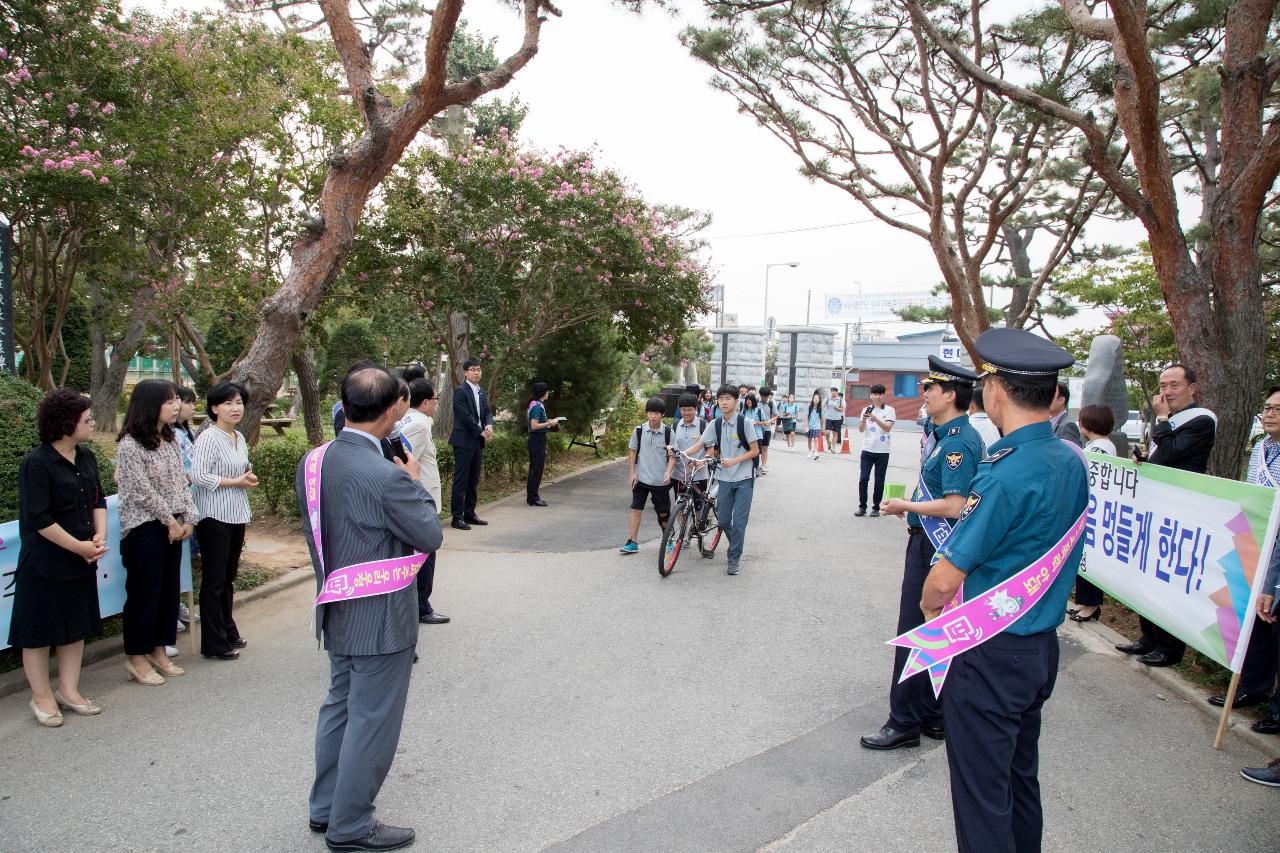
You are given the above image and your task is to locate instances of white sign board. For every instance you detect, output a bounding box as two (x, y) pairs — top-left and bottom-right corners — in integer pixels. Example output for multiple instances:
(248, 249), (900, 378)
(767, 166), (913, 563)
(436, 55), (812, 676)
(824, 291), (949, 320)
(939, 343), (966, 363)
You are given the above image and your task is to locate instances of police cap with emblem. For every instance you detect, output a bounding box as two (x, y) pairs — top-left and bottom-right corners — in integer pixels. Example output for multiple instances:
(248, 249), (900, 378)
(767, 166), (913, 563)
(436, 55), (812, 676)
(973, 328), (1075, 378)
(922, 354), (977, 388)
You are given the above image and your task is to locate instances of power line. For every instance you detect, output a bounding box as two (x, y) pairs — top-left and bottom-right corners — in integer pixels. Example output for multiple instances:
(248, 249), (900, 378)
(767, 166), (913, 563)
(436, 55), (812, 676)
(705, 210), (928, 240)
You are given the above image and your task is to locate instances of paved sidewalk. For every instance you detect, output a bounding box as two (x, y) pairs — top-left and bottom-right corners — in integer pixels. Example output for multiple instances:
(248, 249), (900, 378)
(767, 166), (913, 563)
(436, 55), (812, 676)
(0, 443), (1274, 852)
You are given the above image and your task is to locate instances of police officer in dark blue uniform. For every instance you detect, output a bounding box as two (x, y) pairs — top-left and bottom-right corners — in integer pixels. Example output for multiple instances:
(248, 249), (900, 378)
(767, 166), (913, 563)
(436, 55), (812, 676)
(862, 356), (983, 751)
(922, 329), (1087, 853)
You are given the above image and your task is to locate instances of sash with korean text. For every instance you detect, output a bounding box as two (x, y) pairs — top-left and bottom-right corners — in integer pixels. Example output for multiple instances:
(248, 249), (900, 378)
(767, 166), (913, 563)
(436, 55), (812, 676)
(304, 442), (427, 607)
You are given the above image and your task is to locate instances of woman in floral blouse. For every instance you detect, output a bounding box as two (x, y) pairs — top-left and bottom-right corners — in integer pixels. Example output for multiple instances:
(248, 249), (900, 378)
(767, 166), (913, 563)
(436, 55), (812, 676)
(115, 380), (197, 686)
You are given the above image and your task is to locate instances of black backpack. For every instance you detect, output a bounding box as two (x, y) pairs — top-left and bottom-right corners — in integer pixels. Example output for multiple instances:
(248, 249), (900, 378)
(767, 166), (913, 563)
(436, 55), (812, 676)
(714, 414), (760, 475)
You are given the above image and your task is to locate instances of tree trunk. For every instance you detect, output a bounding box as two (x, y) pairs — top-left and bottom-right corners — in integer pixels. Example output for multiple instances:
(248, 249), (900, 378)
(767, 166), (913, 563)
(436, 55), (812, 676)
(228, 163), (379, 440)
(292, 347), (325, 446)
(88, 277), (155, 433)
(1002, 224), (1034, 325)
(432, 310), (471, 440)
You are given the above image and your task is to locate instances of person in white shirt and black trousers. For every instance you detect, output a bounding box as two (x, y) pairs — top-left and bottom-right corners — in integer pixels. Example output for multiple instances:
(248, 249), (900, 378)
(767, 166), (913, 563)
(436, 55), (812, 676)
(856, 384), (895, 517)
(448, 358), (494, 530)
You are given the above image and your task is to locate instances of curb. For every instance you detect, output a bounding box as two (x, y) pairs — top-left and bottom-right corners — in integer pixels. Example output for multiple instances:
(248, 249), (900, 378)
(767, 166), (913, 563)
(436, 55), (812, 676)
(0, 567), (313, 702)
(1076, 618), (1278, 756)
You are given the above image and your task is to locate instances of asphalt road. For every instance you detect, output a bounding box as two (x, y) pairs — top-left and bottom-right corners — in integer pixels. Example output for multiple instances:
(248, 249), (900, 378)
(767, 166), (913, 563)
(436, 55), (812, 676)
(0, 433), (1274, 852)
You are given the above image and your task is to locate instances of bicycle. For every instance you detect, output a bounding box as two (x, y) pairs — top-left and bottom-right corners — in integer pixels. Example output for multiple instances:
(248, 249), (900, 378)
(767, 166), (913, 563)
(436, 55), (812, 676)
(659, 450), (722, 577)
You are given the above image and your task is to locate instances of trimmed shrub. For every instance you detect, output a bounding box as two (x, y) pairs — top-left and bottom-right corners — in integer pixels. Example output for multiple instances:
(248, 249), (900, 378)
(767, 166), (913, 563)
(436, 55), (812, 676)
(0, 375), (110, 523)
(249, 434), (311, 517)
(321, 319), (380, 394)
(434, 438), (454, 486)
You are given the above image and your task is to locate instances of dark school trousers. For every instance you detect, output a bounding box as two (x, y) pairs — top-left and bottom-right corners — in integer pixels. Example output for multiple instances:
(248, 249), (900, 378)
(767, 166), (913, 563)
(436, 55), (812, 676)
(858, 451), (890, 511)
(416, 551), (438, 619)
(887, 531), (943, 733)
(527, 432), (547, 502)
(1138, 616), (1185, 661)
(450, 443), (483, 520)
(196, 518), (245, 656)
(310, 646), (415, 843)
(120, 520), (182, 656)
(943, 631), (1059, 853)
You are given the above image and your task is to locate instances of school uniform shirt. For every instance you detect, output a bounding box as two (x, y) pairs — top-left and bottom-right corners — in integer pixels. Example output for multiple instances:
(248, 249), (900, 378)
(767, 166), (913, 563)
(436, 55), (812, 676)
(860, 404), (896, 454)
(701, 414), (759, 483)
(672, 418), (708, 482)
(758, 400), (776, 433)
(807, 409), (822, 432)
(189, 426), (253, 525)
(823, 397), (844, 423)
(628, 423), (672, 487)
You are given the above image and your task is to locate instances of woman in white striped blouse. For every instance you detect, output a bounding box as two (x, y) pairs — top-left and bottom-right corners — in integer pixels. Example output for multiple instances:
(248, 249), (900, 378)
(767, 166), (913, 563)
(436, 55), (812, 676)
(190, 382), (259, 660)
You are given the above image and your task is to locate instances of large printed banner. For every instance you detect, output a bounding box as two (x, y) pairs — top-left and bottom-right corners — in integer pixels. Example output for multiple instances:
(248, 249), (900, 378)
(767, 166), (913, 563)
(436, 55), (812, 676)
(1080, 455), (1280, 672)
(0, 496), (194, 651)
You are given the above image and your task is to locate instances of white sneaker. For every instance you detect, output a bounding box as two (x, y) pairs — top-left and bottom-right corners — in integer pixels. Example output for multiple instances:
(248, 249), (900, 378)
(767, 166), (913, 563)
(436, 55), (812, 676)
(176, 620), (187, 633)
(165, 645), (179, 658)
(178, 602), (191, 622)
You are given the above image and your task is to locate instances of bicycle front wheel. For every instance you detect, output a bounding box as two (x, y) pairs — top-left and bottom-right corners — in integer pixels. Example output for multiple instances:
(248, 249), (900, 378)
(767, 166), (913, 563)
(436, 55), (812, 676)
(660, 505), (690, 577)
(699, 501), (722, 558)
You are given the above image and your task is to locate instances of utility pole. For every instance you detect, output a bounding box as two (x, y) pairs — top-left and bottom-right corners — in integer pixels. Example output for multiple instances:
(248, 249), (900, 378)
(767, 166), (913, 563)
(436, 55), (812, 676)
(805, 290), (812, 325)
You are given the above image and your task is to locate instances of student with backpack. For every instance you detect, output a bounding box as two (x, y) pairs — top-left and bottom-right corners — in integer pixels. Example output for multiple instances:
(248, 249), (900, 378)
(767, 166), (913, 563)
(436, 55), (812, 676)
(806, 390), (825, 460)
(683, 385), (760, 575)
(619, 398), (676, 556)
(757, 387), (778, 472)
(670, 393), (708, 511)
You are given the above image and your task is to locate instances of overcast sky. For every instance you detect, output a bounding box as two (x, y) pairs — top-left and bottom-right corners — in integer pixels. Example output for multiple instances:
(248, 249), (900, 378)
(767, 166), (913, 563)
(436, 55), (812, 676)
(137, 0), (1152, 340)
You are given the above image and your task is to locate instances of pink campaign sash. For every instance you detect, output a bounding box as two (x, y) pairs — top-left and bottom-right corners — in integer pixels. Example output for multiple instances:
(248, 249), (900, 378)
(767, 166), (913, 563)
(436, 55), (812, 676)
(304, 442), (427, 607)
(890, 439), (1089, 697)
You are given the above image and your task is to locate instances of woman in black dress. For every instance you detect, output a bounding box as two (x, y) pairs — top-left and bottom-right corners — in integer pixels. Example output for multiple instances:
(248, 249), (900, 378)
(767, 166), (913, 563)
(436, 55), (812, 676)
(10, 390), (108, 727)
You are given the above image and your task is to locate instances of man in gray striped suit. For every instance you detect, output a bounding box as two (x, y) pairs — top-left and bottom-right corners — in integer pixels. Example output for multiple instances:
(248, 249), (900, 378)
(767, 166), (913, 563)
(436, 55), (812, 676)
(297, 367), (443, 852)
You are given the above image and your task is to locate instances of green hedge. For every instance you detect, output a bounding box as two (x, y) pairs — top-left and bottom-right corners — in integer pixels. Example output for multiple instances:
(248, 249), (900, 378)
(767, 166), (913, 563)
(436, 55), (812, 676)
(249, 433), (311, 516)
(601, 394), (644, 458)
(0, 373), (114, 522)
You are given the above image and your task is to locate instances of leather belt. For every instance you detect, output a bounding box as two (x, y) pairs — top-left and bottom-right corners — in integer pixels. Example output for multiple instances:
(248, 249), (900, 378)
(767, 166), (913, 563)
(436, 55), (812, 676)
(907, 525), (924, 536)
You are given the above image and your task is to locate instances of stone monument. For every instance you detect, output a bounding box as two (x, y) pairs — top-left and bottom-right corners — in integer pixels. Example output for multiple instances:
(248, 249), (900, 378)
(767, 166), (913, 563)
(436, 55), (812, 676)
(1080, 334), (1131, 458)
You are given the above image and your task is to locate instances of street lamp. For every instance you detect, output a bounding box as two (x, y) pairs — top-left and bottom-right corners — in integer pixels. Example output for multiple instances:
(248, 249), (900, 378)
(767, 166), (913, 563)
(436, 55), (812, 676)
(764, 262), (799, 332)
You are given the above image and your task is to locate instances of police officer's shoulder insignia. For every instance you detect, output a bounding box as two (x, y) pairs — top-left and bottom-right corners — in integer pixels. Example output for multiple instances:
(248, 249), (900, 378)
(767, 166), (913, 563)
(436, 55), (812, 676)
(947, 426), (961, 436)
(946, 451), (964, 470)
(980, 447), (1015, 464)
(959, 492), (982, 519)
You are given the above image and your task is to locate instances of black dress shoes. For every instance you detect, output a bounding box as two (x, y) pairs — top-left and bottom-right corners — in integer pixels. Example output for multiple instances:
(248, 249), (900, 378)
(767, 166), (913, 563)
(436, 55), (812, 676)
(920, 723), (945, 741)
(1137, 650), (1181, 667)
(419, 611), (450, 625)
(1115, 641), (1155, 655)
(528, 498), (548, 507)
(463, 515), (489, 526)
(310, 819), (328, 833)
(1252, 715), (1280, 735)
(326, 821), (415, 852)
(450, 519), (471, 530)
(860, 725), (921, 750)
(1208, 691), (1269, 709)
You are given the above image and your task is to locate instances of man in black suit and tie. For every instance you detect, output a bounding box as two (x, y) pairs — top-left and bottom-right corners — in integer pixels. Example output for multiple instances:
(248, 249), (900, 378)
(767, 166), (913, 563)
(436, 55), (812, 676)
(297, 367), (443, 852)
(448, 357), (493, 530)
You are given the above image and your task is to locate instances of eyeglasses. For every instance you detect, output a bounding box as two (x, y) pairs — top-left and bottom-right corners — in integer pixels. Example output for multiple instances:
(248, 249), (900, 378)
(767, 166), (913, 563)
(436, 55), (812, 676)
(1262, 404), (1280, 414)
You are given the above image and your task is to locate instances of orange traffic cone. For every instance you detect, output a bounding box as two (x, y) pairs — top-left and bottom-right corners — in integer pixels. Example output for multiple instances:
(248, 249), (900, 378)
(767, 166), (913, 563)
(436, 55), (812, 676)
(840, 428), (852, 454)
(817, 431), (825, 453)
